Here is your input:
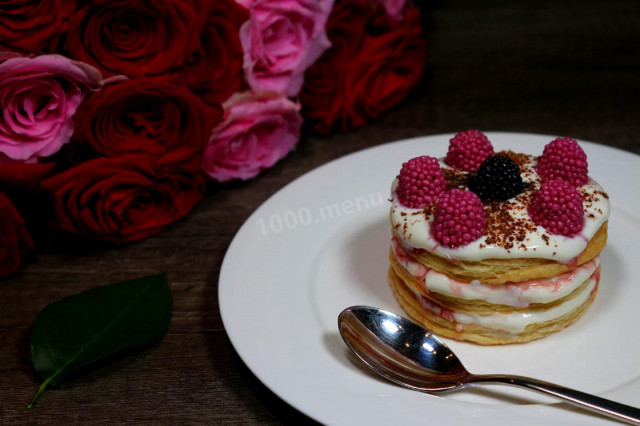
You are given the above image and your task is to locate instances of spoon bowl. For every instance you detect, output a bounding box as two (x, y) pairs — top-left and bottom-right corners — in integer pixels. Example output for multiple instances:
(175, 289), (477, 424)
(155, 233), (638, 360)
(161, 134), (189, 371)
(338, 305), (640, 424)
(338, 304), (468, 392)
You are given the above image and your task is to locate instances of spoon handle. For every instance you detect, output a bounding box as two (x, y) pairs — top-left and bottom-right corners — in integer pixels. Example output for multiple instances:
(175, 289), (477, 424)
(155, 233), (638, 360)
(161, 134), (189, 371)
(470, 374), (640, 424)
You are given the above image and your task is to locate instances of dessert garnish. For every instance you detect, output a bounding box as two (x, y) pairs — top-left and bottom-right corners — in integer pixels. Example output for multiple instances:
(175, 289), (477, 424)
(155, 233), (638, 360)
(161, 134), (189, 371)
(528, 178), (585, 236)
(431, 189), (486, 247)
(445, 129), (495, 171)
(536, 137), (589, 186)
(468, 154), (523, 201)
(396, 155), (446, 208)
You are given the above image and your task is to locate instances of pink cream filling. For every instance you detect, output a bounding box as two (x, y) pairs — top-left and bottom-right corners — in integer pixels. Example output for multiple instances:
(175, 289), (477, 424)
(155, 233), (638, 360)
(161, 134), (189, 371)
(391, 235), (600, 308)
(408, 274), (600, 335)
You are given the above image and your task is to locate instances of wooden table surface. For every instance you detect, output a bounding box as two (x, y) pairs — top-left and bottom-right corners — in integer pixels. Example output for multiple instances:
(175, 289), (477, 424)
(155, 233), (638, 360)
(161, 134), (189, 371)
(2, 1), (639, 424)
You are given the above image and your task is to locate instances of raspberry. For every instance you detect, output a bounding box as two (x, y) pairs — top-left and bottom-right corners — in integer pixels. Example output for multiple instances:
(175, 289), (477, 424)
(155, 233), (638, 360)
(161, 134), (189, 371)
(396, 156), (447, 208)
(468, 155), (523, 201)
(445, 130), (495, 171)
(528, 179), (584, 237)
(431, 189), (486, 248)
(536, 137), (588, 186)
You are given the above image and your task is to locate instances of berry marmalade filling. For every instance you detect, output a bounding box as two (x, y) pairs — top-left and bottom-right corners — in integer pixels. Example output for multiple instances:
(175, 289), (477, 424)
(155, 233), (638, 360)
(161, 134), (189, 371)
(411, 275), (598, 334)
(390, 133), (610, 263)
(391, 236), (601, 307)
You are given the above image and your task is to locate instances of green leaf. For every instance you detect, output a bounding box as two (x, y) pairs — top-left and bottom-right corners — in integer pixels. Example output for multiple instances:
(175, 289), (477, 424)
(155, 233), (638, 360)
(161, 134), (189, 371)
(28, 273), (172, 408)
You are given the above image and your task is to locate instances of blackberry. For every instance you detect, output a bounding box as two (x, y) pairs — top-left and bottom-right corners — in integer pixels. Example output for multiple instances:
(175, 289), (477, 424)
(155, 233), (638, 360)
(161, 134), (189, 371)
(468, 155), (523, 201)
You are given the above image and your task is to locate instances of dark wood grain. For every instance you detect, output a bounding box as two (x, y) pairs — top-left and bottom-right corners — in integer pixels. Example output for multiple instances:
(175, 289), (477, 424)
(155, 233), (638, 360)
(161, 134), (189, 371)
(1, 1), (639, 424)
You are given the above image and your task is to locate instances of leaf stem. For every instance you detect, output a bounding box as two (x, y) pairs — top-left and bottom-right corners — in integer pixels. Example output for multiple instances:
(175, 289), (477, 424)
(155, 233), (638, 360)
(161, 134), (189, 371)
(28, 377), (51, 409)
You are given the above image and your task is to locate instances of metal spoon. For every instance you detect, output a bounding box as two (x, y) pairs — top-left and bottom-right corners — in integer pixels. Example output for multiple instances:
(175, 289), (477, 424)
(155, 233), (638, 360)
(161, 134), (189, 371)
(338, 305), (640, 424)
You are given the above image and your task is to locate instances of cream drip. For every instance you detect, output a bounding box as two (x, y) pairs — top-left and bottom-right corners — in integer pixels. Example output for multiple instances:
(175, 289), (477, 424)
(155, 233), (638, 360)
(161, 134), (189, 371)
(410, 275), (598, 335)
(391, 236), (600, 307)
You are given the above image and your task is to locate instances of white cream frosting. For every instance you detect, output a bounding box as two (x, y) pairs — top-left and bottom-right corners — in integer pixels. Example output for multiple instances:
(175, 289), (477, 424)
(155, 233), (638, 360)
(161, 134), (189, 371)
(391, 236), (600, 307)
(410, 275), (598, 335)
(390, 155), (610, 263)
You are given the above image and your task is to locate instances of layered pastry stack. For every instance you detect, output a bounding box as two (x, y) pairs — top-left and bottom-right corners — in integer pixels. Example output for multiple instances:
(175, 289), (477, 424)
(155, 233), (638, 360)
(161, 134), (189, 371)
(388, 131), (610, 344)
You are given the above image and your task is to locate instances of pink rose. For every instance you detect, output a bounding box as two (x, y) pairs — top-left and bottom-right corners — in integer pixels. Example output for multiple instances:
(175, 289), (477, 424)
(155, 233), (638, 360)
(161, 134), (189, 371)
(201, 91), (302, 182)
(234, 0), (252, 8)
(378, 0), (407, 20)
(240, 0), (333, 97)
(236, 0), (334, 10)
(0, 53), (102, 163)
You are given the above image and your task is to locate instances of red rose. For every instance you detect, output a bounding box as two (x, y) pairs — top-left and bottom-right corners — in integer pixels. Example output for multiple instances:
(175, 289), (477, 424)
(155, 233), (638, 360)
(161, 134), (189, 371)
(0, 163), (56, 191)
(41, 155), (205, 243)
(179, 0), (249, 105)
(0, 191), (34, 277)
(300, 0), (426, 134)
(72, 75), (222, 174)
(0, 0), (78, 54)
(64, 0), (202, 77)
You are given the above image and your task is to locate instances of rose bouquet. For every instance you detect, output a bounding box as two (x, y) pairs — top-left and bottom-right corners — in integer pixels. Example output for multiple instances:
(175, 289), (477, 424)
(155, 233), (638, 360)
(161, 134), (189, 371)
(0, 0), (425, 277)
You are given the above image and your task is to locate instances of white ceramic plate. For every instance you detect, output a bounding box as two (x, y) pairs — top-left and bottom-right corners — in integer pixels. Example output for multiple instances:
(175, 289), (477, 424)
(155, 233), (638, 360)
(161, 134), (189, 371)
(219, 133), (640, 425)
